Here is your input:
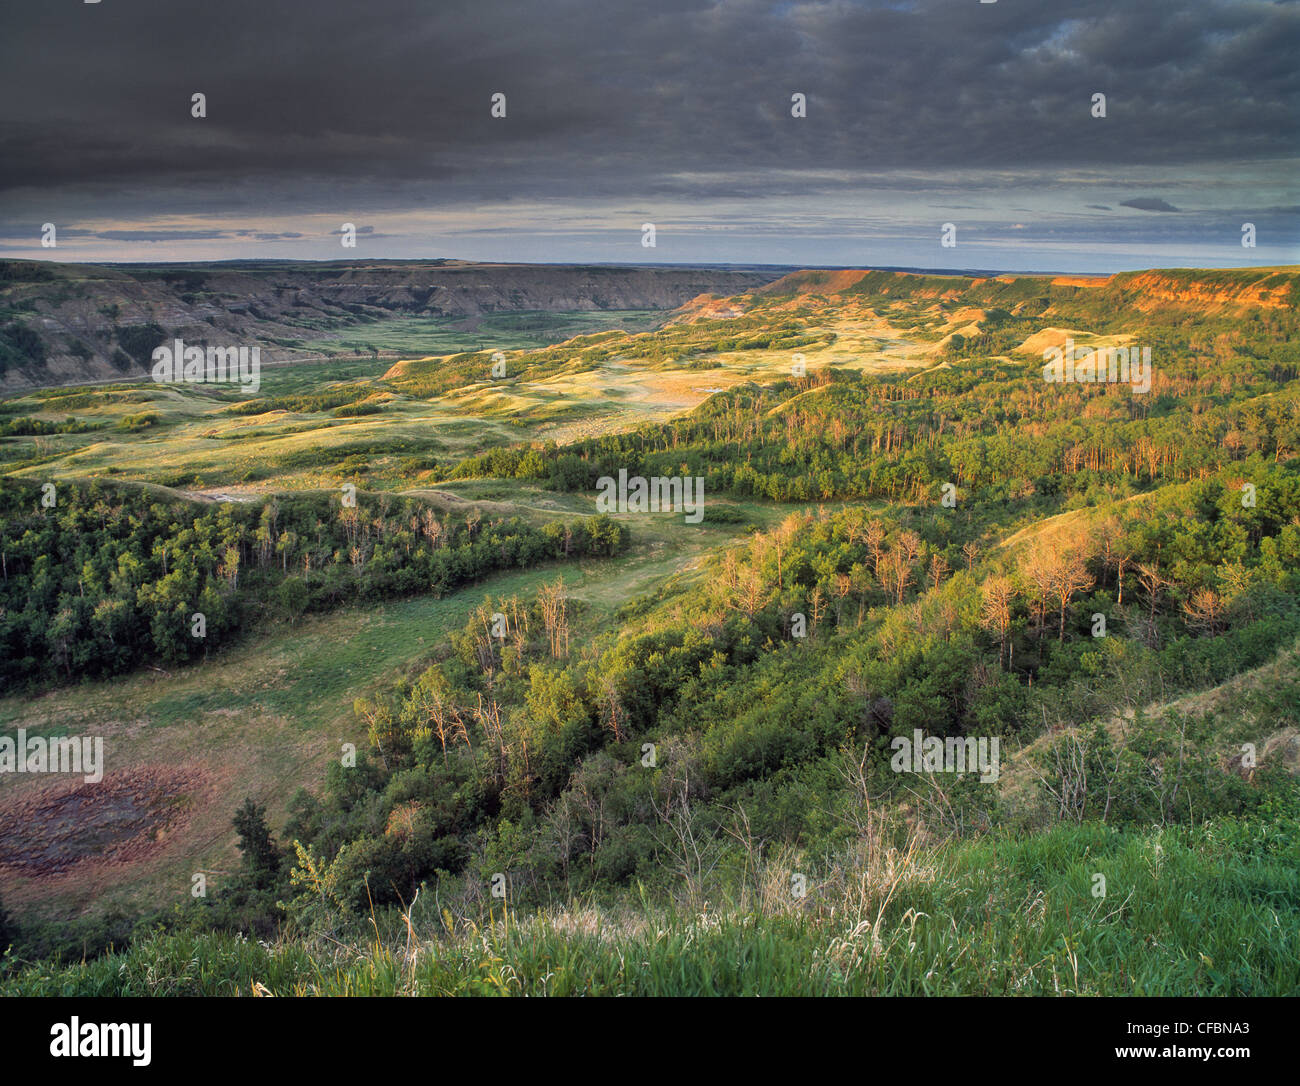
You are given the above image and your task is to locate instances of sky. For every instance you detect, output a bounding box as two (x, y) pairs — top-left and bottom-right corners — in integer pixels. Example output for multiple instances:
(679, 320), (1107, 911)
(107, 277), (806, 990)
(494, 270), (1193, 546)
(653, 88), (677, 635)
(1, 0), (1297, 273)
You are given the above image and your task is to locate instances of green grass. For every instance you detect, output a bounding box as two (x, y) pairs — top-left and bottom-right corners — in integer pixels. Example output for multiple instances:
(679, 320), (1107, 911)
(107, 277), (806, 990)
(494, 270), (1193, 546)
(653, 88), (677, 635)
(0, 312), (670, 489)
(4, 284), (1297, 994)
(0, 498), (764, 920)
(300, 310), (662, 357)
(0, 295), (936, 491)
(6, 814), (1295, 996)
(245, 359), (392, 398)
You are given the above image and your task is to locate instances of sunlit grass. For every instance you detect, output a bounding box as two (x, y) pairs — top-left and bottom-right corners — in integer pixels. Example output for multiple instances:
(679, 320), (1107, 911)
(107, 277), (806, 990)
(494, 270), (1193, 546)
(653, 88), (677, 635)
(6, 817), (1295, 996)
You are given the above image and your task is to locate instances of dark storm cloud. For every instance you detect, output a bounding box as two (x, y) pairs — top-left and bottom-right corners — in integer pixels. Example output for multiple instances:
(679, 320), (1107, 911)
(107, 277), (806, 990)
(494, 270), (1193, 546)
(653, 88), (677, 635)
(1, 0), (1295, 204)
(1120, 198), (1183, 212)
(0, 0), (1294, 268)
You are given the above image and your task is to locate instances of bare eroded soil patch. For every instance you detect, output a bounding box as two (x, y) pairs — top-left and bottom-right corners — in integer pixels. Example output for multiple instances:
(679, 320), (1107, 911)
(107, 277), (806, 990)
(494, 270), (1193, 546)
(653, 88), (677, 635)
(0, 765), (210, 878)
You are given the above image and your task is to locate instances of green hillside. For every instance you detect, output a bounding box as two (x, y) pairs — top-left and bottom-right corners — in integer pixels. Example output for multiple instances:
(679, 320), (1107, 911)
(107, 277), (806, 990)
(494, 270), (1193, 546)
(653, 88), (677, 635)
(2, 266), (1298, 996)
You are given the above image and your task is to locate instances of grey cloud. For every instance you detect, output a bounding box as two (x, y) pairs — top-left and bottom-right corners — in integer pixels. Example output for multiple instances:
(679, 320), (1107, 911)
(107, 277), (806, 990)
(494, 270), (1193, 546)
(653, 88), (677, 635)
(1120, 198), (1182, 213)
(0, 0), (1293, 267)
(92, 229), (233, 241)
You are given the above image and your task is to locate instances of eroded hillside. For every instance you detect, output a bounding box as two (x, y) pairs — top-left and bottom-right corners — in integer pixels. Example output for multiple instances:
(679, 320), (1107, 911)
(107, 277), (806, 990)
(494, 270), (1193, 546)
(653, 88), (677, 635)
(0, 260), (786, 391)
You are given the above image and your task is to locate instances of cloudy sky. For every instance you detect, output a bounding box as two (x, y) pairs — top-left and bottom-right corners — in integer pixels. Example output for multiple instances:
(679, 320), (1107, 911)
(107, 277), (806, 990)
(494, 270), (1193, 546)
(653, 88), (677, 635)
(1, 0), (1296, 272)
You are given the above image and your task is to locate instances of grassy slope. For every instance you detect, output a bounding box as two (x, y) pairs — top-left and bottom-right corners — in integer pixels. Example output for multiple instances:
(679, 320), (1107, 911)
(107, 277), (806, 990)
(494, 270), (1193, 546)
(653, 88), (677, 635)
(0, 294), (939, 491)
(0, 495), (778, 920)
(3, 268), (1298, 991)
(298, 310), (664, 357)
(5, 629), (1297, 993)
(9, 633), (1295, 993)
(6, 812), (1295, 996)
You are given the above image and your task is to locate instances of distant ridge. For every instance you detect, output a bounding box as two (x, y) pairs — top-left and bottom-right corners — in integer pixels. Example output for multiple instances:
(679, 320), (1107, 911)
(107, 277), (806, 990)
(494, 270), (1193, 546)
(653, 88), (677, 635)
(0, 259), (785, 391)
(746, 266), (1300, 314)
(3, 259), (1296, 392)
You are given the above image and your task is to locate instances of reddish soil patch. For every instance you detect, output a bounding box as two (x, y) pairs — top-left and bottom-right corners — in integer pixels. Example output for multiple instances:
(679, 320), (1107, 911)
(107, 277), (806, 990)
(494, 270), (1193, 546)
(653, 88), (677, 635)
(0, 765), (209, 878)
(1051, 276), (1112, 288)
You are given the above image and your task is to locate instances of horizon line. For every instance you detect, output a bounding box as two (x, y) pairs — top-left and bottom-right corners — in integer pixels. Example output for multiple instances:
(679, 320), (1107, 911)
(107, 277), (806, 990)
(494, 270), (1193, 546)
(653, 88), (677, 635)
(4, 256), (1298, 279)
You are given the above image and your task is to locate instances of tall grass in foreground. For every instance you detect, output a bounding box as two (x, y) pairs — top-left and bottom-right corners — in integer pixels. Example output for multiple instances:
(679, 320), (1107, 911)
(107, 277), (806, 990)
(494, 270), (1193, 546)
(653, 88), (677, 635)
(4, 813), (1296, 996)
